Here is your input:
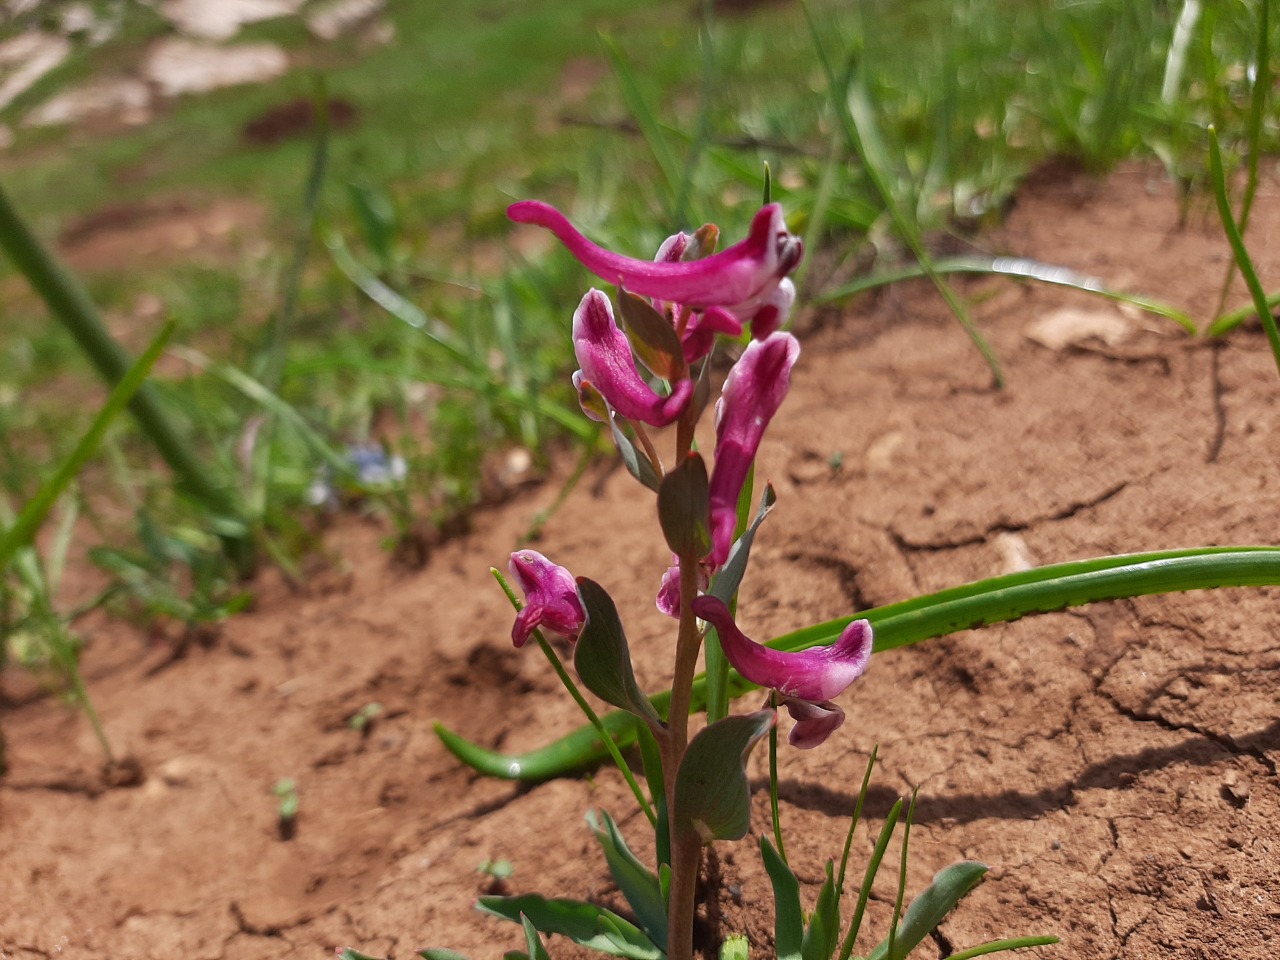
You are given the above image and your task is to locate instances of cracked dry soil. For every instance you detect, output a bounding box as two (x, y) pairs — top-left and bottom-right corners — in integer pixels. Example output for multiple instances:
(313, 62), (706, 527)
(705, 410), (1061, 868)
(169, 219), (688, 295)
(3, 162), (1279, 958)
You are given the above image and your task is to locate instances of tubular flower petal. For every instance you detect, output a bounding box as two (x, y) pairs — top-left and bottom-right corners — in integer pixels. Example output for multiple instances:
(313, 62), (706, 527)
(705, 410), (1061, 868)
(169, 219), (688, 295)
(747, 278), (795, 340)
(778, 697), (845, 750)
(691, 596), (872, 748)
(680, 305), (744, 365)
(707, 332), (800, 565)
(573, 289), (693, 427)
(509, 550), (586, 648)
(509, 200), (802, 313)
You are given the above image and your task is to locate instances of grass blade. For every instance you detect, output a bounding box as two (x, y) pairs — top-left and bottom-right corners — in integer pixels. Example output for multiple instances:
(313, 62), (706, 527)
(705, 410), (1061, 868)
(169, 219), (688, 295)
(819, 255), (1197, 334)
(600, 34), (684, 223)
(1206, 126), (1280, 375)
(947, 936), (1060, 959)
(0, 183), (249, 569)
(0, 320), (174, 569)
(803, 2), (1003, 387)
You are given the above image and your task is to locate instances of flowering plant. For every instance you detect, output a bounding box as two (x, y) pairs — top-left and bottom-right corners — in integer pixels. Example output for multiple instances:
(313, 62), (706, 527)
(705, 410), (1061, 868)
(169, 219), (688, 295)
(420, 194), (1056, 960)
(417, 186), (1280, 960)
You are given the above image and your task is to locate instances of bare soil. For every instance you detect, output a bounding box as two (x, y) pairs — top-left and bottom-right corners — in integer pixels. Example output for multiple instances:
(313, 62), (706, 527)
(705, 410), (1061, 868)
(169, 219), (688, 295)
(2, 162), (1279, 959)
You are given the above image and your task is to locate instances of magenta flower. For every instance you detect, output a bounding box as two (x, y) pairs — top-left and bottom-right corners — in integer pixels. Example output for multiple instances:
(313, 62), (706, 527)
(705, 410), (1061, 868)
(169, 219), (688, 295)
(692, 596), (873, 748)
(508, 200), (803, 317)
(508, 550), (586, 648)
(707, 332), (800, 566)
(573, 289), (693, 427)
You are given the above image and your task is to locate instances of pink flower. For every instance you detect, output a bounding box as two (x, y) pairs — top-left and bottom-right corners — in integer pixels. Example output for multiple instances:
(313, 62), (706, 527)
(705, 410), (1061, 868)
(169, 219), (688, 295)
(508, 201), (802, 320)
(707, 332), (800, 566)
(572, 289), (693, 427)
(655, 554), (709, 618)
(692, 596), (873, 749)
(508, 550), (586, 648)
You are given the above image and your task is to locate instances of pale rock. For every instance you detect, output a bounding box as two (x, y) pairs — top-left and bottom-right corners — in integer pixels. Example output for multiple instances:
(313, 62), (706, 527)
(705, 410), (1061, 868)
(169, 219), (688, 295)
(143, 37), (288, 98)
(1025, 307), (1132, 350)
(159, 0), (304, 41)
(995, 531), (1035, 573)
(306, 0), (386, 41)
(23, 76), (150, 126)
(0, 32), (71, 110)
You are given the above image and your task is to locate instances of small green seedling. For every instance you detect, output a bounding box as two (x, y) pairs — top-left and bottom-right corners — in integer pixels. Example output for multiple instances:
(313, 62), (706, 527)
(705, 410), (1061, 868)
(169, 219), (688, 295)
(347, 702), (383, 735)
(274, 777), (299, 841)
(477, 858), (514, 895)
(478, 858), (514, 879)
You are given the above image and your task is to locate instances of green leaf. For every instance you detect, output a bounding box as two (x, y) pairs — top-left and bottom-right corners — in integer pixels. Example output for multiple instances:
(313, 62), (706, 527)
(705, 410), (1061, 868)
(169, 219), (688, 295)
(674, 710), (775, 843)
(802, 862), (840, 960)
(588, 810), (669, 947)
(419, 950), (472, 960)
(709, 484), (777, 605)
(867, 862), (988, 960)
(657, 453), (710, 556)
(720, 935), (749, 960)
(339, 950), (389, 960)
(760, 838), (803, 960)
(618, 289), (686, 381)
(635, 721), (671, 866)
(520, 914), (552, 960)
(575, 579), (662, 727)
(0, 320), (173, 571)
(610, 414), (662, 492)
(476, 895), (662, 960)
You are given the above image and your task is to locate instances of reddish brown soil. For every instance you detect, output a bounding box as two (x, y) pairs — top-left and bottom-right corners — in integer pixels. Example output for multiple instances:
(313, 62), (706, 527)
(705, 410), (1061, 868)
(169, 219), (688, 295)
(3, 163), (1279, 959)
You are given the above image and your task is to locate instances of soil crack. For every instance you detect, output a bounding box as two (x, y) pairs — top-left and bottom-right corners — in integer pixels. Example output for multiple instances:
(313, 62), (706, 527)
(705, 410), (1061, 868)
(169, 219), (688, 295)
(783, 551), (872, 610)
(1097, 686), (1279, 780)
(888, 482), (1129, 552)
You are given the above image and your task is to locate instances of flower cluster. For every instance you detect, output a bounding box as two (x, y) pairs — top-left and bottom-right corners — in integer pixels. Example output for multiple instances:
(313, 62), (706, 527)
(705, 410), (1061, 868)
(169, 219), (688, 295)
(502, 200), (871, 748)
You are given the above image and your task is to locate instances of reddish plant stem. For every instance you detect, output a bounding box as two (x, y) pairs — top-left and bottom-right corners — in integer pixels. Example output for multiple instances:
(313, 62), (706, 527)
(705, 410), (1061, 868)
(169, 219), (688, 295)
(663, 542), (705, 960)
(662, 402), (707, 960)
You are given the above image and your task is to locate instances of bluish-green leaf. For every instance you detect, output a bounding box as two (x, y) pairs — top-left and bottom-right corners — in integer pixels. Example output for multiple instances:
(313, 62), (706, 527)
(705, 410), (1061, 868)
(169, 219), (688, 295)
(339, 950), (388, 960)
(589, 810), (669, 947)
(418, 950), (470, 960)
(477, 895), (661, 960)
(520, 914), (552, 960)
(867, 861), (988, 960)
(575, 579), (662, 727)
(658, 453), (710, 556)
(760, 838), (803, 960)
(610, 414), (661, 492)
(709, 484), (777, 605)
(674, 710), (775, 843)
